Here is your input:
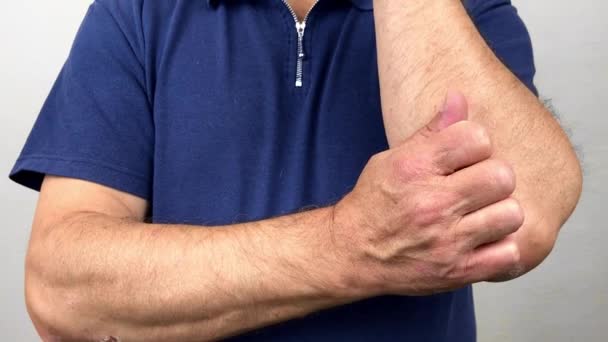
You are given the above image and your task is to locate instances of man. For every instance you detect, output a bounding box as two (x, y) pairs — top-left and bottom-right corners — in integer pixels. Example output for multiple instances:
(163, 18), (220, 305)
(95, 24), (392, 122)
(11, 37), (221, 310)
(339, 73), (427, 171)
(10, 0), (581, 341)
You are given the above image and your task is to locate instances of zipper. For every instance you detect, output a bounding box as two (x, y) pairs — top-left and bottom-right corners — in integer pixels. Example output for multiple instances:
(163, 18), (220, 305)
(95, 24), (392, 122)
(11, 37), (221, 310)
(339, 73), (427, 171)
(281, 0), (320, 88)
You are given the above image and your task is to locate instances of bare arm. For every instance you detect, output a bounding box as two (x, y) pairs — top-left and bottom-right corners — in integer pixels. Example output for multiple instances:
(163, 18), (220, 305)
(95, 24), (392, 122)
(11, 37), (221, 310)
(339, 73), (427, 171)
(27, 176), (357, 342)
(373, 0), (582, 277)
(29, 100), (531, 341)
(28, 2), (574, 337)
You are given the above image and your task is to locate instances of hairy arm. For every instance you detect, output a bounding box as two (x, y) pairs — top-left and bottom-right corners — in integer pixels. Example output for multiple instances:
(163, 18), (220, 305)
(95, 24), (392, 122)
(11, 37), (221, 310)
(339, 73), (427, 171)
(373, 0), (582, 277)
(27, 176), (357, 342)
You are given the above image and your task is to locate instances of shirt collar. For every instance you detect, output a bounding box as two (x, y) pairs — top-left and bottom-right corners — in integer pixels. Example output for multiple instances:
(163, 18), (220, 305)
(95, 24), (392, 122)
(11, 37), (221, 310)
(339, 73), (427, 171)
(206, 0), (373, 11)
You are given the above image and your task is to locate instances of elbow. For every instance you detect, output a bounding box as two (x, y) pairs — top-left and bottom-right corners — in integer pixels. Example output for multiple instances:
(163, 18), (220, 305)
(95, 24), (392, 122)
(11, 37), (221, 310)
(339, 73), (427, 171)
(569, 154), (584, 216)
(538, 146), (582, 234)
(519, 157), (583, 275)
(521, 219), (558, 272)
(25, 214), (131, 342)
(25, 258), (63, 341)
(25, 278), (65, 342)
(25, 241), (90, 341)
(558, 146), (584, 227)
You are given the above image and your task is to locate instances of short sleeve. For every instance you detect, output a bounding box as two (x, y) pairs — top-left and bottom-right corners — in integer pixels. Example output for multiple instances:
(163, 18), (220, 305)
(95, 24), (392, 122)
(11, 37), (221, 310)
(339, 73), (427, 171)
(465, 0), (539, 96)
(9, 0), (153, 200)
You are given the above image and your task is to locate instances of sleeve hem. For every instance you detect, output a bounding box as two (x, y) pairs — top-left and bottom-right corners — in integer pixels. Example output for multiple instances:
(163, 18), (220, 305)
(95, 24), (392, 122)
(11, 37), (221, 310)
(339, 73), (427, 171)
(9, 155), (151, 200)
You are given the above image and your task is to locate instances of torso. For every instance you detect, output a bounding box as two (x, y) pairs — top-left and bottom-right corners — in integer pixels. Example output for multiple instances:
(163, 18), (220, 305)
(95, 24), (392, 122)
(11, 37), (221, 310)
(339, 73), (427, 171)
(144, 1), (476, 339)
(12, 0), (538, 339)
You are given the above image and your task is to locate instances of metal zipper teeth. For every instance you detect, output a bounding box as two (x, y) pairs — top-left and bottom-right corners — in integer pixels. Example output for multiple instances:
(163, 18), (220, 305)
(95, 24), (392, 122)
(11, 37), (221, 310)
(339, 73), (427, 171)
(281, 0), (321, 88)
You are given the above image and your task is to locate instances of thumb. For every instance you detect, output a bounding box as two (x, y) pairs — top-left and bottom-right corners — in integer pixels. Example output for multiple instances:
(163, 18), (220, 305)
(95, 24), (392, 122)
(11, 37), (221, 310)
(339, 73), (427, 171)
(426, 90), (469, 133)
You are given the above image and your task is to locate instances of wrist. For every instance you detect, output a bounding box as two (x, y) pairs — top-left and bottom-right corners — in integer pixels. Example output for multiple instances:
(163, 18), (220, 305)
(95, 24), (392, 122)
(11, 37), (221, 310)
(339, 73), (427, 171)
(324, 199), (384, 299)
(308, 206), (361, 300)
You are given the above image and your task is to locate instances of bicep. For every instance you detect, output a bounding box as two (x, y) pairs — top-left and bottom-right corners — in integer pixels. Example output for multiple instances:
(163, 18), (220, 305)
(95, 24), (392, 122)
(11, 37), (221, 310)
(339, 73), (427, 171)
(33, 176), (148, 235)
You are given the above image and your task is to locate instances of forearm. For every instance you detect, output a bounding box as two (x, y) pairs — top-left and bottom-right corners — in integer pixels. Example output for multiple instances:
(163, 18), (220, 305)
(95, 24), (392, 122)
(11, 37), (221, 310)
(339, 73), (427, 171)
(27, 208), (357, 341)
(374, 0), (582, 272)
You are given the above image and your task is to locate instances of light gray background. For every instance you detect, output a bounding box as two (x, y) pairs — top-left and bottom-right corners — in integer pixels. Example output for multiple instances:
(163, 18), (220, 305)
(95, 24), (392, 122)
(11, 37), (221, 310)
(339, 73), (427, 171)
(0, 1), (605, 341)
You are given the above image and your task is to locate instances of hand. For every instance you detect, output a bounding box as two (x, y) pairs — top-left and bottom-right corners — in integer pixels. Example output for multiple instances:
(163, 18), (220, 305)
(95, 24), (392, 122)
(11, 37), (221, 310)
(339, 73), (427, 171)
(332, 91), (524, 296)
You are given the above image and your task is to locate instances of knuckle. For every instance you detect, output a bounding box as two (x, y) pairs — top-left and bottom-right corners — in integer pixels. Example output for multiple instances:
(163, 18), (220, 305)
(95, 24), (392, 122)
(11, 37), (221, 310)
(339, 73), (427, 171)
(504, 198), (525, 229)
(419, 124), (436, 139)
(391, 151), (429, 181)
(462, 254), (475, 278)
(489, 159), (516, 194)
(436, 250), (463, 281)
(367, 153), (380, 165)
(474, 209), (491, 228)
(506, 241), (522, 266)
(368, 150), (387, 166)
(411, 195), (447, 227)
(464, 122), (492, 154)
(431, 144), (458, 175)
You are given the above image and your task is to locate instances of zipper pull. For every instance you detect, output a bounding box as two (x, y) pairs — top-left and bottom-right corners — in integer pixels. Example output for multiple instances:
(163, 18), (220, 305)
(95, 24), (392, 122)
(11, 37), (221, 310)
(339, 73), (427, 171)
(295, 22), (306, 87)
(296, 22), (306, 38)
(296, 21), (306, 60)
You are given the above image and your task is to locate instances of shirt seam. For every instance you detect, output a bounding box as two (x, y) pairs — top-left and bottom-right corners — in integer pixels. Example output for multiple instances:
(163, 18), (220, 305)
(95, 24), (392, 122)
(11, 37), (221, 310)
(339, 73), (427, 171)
(16, 154), (150, 182)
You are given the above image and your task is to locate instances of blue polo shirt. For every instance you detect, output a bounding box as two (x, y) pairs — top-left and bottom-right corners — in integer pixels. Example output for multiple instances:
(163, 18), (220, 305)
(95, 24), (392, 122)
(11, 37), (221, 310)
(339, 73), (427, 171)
(10, 0), (537, 340)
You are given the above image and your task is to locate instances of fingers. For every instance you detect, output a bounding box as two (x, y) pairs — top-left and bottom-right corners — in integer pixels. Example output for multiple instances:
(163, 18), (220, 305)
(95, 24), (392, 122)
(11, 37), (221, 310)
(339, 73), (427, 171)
(399, 91), (493, 176)
(456, 198), (525, 249)
(446, 158), (516, 215)
(461, 236), (523, 284)
(432, 121), (493, 174)
(396, 120), (493, 178)
(426, 90), (469, 132)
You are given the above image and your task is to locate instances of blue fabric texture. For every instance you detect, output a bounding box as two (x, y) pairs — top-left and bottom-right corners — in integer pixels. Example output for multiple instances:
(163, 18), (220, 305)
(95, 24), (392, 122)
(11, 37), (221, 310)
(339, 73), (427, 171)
(10, 0), (537, 340)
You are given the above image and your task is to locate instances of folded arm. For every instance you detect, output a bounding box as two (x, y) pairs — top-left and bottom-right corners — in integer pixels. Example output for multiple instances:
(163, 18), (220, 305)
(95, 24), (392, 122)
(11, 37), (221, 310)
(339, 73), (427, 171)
(373, 0), (582, 278)
(27, 176), (357, 342)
